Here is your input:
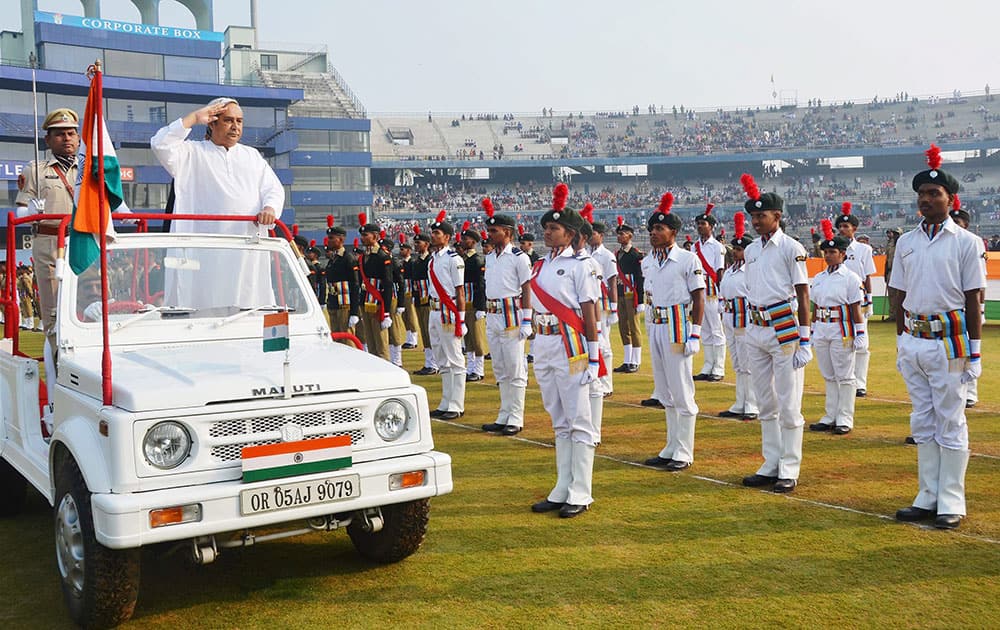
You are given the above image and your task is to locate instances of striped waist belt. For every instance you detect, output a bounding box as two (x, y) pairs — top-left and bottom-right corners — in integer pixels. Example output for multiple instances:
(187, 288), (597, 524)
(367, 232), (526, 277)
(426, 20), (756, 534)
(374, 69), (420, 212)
(650, 304), (688, 325)
(535, 312), (560, 335)
(748, 301), (792, 327)
(429, 298), (444, 310)
(814, 307), (846, 323)
(487, 297), (519, 314)
(903, 309), (970, 359)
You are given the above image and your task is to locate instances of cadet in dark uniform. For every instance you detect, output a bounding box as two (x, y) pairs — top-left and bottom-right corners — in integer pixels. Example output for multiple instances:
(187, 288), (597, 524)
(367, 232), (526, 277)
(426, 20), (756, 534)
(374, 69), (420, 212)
(323, 217), (360, 344)
(356, 214), (395, 361)
(381, 236), (407, 367)
(398, 238), (420, 349)
(459, 222), (488, 381)
(614, 216), (645, 373)
(410, 229), (438, 374)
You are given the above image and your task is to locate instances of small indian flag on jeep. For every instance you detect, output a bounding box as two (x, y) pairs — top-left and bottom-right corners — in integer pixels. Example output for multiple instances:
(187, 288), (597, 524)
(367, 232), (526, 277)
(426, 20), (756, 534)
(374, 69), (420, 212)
(263, 311), (289, 352)
(241, 435), (352, 482)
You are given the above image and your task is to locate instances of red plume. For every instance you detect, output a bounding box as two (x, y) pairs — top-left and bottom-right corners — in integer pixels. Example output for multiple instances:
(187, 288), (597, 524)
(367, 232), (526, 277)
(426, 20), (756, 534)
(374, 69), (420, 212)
(353, 237), (359, 248)
(821, 219), (834, 241)
(518, 224), (525, 236)
(734, 212), (746, 240)
(380, 229), (386, 239)
(552, 182), (568, 211)
(481, 197), (495, 217)
(953, 194), (961, 211)
(685, 234), (692, 242)
(461, 220), (471, 233)
(720, 228), (726, 237)
(326, 214), (334, 228)
(704, 203), (714, 215)
(292, 224), (299, 236)
(358, 212), (367, 226)
(309, 239), (316, 247)
(323, 237), (329, 246)
(399, 233), (406, 244)
(616, 215), (624, 226)
(926, 144), (942, 170)
(581, 202), (594, 223)
(480, 230), (488, 240)
(413, 224), (421, 235)
(657, 192), (674, 214)
(810, 227), (816, 235)
(842, 201), (852, 216)
(740, 173), (760, 201)
(435, 210), (447, 224)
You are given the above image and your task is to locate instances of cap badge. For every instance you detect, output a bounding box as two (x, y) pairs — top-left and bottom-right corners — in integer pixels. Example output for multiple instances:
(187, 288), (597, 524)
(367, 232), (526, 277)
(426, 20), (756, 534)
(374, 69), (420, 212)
(755, 201), (762, 208)
(930, 171), (938, 178)
(553, 212), (561, 220)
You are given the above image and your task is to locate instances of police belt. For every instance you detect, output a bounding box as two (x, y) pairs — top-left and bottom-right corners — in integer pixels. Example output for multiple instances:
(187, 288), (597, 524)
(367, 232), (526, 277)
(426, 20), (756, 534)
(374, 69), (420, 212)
(32, 224), (61, 236)
(487, 297), (519, 314)
(904, 311), (946, 337)
(429, 297), (456, 311)
(814, 307), (846, 323)
(534, 312), (560, 335)
(747, 300), (792, 326)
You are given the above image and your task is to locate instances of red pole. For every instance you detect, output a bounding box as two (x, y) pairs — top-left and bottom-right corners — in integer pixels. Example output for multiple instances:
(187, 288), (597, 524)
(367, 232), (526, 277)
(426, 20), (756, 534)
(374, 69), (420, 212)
(93, 64), (113, 406)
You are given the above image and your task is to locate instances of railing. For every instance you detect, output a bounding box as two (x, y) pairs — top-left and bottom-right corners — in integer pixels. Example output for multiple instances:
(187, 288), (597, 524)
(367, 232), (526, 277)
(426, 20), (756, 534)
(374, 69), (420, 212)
(326, 63), (366, 118)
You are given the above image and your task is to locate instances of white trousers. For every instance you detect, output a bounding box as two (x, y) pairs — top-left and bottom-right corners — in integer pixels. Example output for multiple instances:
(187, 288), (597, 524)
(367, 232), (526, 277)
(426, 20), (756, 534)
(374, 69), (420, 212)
(430, 312), (466, 413)
(746, 324), (805, 479)
(698, 298), (726, 376)
(534, 333), (598, 446)
(486, 313), (528, 427)
(896, 334), (969, 450)
(649, 321), (698, 463)
(814, 326), (857, 429)
(723, 320), (758, 415)
(853, 312), (871, 390)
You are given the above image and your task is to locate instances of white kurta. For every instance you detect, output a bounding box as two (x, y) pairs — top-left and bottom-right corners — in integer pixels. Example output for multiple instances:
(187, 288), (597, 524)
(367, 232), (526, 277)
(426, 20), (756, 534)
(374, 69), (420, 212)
(151, 119), (286, 309)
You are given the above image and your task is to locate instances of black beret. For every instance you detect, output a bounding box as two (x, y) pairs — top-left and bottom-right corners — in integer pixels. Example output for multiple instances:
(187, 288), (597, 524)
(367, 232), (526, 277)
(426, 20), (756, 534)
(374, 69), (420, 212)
(731, 236), (754, 248)
(834, 213), (859, 228)
(950, 209), (971, 225)
(647, 211), (682, 231)
(820, 235), (851, 251)
(912, 168), (960, 195)
(429, 217), (454, 236)
(540, 208), (585, 232)
(414, 233), (431, 243)
(461, 229), (481, 242)
(359, 222), (381, 235)
(485, 213), (517, 228)
(519, 232), (536, 242)
(327, 225), (347, 237)
(591, 221), (608, 234)
(399, 240), (412, 249)
(615, 222), (635, 234)
(579, 221), (593, 239)
(745, 192), (784, 213)
(293, 235), (309, 249)
(694, 213), (717, 226)
(306, 246), (321, 257)
(379, 238), (395, 251)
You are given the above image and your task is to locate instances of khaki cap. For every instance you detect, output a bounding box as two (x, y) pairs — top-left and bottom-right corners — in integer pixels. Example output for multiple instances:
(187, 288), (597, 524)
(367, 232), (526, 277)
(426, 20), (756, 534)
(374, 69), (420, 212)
(43, 108), (79, 130)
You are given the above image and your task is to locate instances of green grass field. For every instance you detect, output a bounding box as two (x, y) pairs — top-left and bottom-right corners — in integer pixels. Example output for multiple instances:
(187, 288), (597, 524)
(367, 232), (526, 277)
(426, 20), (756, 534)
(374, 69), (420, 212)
(2, 321), (999, 628)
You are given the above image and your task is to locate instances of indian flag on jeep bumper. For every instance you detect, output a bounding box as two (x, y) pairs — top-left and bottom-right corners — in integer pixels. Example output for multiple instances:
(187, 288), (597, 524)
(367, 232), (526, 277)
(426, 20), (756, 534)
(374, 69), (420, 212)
(241, 435), (352, 482)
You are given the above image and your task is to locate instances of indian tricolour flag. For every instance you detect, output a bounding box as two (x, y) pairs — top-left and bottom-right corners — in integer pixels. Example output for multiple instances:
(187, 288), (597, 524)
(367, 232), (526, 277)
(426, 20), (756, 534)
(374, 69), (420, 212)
(241, 435), (352, 482)
(263, 311), (289, 352)
(69, 65), (124, 275)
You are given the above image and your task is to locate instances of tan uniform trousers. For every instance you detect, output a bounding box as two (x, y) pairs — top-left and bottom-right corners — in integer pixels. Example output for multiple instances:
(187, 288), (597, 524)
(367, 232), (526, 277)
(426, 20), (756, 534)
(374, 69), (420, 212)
(464, 306), (487, 355)
(360, 305), (389, 361)
(617, 295), (643, 348)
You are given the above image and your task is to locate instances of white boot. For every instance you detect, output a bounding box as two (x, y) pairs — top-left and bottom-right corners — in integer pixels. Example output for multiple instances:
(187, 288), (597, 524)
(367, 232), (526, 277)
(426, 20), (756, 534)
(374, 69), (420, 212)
(818, 380), (837, 426)
(389, 345), (402, 367)
(712, 343), (726, 377)
(778, 424), (804, 480)
(913, 440), (941, 510)
(476, 354), (485, 377)
(699, 343), (714, 376)
(437, 370), (452, 413)
(451, 370), (466, 413)
(854, 347), (870, 392)
(496, 382), (512, 425)
(836, 382), (856, 429)
(589, 394), (604, 443)
(566, 440), (596, 507)
(729, 372), (745, 414)
(658, 406), (678, 459)
(632, 346), (642, 367)
(547, 437), (573, 503)
(406, 331), (418, 346)
(757, 419), (781, 477)
(509, 384), (526, 429)
(937, 447), (970, 516)
(623, 344), (632, 368)
(673, 412), (697, 464)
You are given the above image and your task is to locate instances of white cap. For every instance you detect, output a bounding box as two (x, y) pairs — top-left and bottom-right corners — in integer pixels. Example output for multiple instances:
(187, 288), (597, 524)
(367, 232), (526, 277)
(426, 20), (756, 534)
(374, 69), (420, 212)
(207, 97), (239, 108)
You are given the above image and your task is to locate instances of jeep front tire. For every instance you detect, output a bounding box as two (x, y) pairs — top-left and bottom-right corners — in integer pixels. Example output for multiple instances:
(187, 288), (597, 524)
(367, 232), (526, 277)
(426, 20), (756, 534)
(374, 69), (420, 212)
(347, 498), (430, 563)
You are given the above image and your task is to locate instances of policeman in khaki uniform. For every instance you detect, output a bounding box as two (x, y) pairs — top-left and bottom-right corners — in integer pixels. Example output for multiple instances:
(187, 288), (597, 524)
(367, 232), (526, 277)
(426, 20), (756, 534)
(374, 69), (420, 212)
(15, 108), (80, 363)
(738, 174), (812, 494)
(893, 146), (985, 530)
(323, 218), (360, 344)
(356, 214), (396, 361)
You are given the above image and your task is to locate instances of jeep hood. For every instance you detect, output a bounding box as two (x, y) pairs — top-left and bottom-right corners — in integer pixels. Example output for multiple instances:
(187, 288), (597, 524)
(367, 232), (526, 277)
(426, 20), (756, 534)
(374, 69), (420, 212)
(59, 337), (411, 412)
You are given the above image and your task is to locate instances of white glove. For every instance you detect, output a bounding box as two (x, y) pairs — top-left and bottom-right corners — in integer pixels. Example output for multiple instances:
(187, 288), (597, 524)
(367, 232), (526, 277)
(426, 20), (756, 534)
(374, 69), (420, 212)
(961, 340), (982, 384)
(381, 315), (392, 330)
(580, 341), (601, 384)
(518, 309), (533, 340)
(853, 333), (868, 352)
(396, 306), (405, 315)
(606, 303), (619, 325)
(348, 315), (359, 328)
(459, 322), (468, 337)
(475, 310), (486, 321)
(684, 323), (702, 357)
(83, 301), (102, 322)
(636, 303), (646, 314)
(793, 325), (813, 369)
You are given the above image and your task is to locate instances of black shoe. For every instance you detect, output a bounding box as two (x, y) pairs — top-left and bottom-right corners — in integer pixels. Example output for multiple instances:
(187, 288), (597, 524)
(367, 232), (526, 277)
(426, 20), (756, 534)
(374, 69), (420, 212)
(531, 499), (564, 513)
(896, 505), (935, 522)
(402, 343), (417, 349)
(966, 400), (977, 409)
(625, 364), (639, 373)
(501, 425), (522, 436)
(856, 389), (867, 398)
(413, 367), (439, 375)
(526, 355), (534, 364)
(641, 398), (665, 408)
(809, 422), (833, 432)
(481, 422), (503, 432)
(466, 373), (483, 382)
(437, 411), (462, 420)
(666, 460), (691, 471)
(718, 410), (742, 418)
(484, 353), (491, 360)
(742, 474), (778, 487)
(706, 375), (724, 382)
(934, 514), (963, 529)
(904, 436), (917, 445)
(693, 373), (711, 381)
(603, 391), (613, 398)
(643, 456), (674, 469)
(832, 425), (852, 435)
(741, 413), (759, 421)
(613, 363), (630, 373)
(430, 409), (446, 418)
(773, 478), (797, 493)
(559, 503), (589, 518)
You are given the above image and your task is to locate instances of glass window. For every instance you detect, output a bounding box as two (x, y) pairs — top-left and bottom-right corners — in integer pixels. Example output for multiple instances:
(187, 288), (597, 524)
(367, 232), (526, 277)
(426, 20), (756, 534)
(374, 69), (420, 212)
(121, 183), (170, 209)
(164, 56), (219, 83)
(0, 141), (35, 160)
(41, 43), (103, 73)
(242, 106), (275, 128)
(106, 98), (167, 124)
(293, 206), (369, 230)
(104, 49), (164, 80)
(291, 167), (369, 191)
(291, 166), (330, 190)
(330, 130), (370, 152)
(116, 148), (163, 167)
(260, 54), (278, 71)
(0, 90), (35, 116)
(330, 167), (370, 191)
(45, 94), (88, 121)
(296, 130), (330, 151)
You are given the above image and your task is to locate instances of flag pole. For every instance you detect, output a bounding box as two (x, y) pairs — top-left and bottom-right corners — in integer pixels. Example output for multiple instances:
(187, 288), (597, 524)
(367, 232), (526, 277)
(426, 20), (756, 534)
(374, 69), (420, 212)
(29, 52), (41, 201)
(91, 60), (113, 406)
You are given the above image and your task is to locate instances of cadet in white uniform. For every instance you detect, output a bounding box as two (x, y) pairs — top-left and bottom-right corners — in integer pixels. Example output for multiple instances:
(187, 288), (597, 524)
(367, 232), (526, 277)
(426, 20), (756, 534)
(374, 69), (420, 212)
(638, 193), (706, 471)
(426, 211), (467, 421)
(692, 204), (727, 381)
(738, 174), (812, 494)
(948, 202), (985, 409)
(479, 198), (533, 436)
(834, 203), (876, 397)
(577, 215), (611, 440)
(530, 184), (603, 519)
(893, 146), (985, 530)
(584, 204), (618, 399)
(808, 222), (866, 435)
(717, 212), (759, 421)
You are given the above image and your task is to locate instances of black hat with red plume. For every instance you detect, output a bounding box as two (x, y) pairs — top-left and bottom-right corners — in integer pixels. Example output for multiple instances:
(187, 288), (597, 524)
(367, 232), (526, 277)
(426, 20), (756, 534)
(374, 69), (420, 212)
(412, 223), (430, 243)
(540, 183), (584, 231)
(517, 224), (536, 242)
(912, 144), (960, 195)
(615, 213), (634, 234)
(460, 220), (481, 242)
(741, 173), (784, 212)
(582, 202), (607, 234)
(429, 210), (454, 235)
(398, 232), (412, 250)
(834, 201), (859, 228)
(949, 194), (971, 225)
(358, 211), (380, 235)
(326, 214), (346, 236)
(648, 192), (682, 231)
(695, 202), (718, 227)
(731, 212), (753, 248)
(482, 196), (516, 229)
(819, 218), (850, 251)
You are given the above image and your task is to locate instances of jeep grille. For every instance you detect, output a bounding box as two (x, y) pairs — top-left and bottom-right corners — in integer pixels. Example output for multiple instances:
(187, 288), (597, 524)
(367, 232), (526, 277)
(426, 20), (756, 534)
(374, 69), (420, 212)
(207, 408), (366, 462)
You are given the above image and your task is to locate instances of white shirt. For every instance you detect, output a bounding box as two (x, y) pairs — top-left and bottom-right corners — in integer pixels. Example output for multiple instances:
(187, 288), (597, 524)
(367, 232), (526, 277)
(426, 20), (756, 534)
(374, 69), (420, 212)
(429, 247), (465, 300)
(811, 265), (864, 308)
(719, 262), (749, 301)
(589, 243), (618, 291)
(640, 246), (706, 307)
(744, 229), (809, 306)
(694, 236), (725, 290)
(530, 247), (600, 315)
(151, 118), (285, 237)
(485, 243), (531, 299)
(844, 239), (876, 282)
(889, 218), (986, 314)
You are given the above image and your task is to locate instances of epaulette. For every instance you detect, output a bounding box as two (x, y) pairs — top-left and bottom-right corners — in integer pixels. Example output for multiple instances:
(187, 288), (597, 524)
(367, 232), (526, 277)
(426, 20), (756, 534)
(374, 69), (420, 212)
(573, 251), (591, 261)
(512, 247), (524, 255)
(446, 250), (460, 257)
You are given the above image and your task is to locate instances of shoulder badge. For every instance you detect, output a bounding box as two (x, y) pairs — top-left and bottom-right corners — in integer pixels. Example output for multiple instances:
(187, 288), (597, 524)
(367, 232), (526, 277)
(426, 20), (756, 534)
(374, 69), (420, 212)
(693, 269), (703, 274)
(794, 255), (807, 262)
(983, 252), (989, 261)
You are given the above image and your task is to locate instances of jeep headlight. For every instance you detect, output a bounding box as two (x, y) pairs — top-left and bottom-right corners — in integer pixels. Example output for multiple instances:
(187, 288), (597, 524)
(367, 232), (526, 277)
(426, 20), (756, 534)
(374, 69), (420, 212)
(373, 399), (409, 442)
(143, 421), (192, 469)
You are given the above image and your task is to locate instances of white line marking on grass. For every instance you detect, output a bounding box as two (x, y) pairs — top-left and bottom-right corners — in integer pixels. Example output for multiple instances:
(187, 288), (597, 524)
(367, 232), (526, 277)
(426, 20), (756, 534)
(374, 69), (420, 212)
(432, 416), (1000, 546)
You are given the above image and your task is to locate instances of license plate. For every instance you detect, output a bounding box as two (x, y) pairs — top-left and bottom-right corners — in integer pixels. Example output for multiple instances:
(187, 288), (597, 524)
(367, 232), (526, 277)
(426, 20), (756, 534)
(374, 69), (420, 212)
(239, 474), (361, 515)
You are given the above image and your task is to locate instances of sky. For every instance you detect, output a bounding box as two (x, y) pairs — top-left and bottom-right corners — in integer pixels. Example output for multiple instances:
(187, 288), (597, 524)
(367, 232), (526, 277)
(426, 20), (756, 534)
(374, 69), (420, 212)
(6, 0), (999, 115)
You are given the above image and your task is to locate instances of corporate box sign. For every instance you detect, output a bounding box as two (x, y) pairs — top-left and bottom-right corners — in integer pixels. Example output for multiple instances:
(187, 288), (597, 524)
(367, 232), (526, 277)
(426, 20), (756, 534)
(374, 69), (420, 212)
(35, 11), (224, 42)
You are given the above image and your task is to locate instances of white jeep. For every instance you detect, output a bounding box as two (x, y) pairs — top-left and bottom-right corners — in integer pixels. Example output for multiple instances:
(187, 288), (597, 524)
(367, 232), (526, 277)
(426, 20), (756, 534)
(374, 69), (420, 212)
(0, 224), (452, 628)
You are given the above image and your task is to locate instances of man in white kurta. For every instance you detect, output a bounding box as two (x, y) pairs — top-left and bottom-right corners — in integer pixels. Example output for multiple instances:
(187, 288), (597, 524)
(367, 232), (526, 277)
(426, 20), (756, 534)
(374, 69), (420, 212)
(151, 98), (285, 309)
